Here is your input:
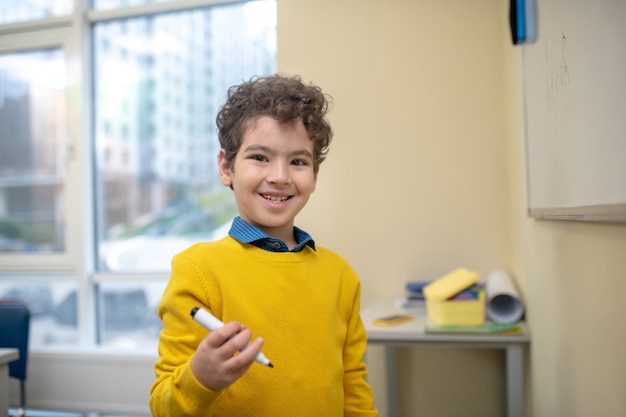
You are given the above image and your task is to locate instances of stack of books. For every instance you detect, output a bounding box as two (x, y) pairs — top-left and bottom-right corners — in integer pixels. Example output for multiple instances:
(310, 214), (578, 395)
(398, 281), (429, 307)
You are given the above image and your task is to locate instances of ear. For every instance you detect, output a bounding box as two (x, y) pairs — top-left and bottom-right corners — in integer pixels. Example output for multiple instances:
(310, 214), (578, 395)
(218, 149), (233, 188)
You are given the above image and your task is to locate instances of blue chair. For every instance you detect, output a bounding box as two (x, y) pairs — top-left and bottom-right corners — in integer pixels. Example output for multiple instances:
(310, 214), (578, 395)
(0, 301), (30, 417)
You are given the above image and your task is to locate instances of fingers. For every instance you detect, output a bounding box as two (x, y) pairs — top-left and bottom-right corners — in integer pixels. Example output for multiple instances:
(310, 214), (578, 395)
(190, 321), (264, 390)
(210, 323), (257, 355)
(217, 324), (264, 366)
(207, 322), (246, 350)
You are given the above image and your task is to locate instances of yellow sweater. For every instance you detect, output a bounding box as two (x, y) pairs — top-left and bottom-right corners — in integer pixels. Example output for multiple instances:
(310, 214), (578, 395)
(149, 236), (377, 417)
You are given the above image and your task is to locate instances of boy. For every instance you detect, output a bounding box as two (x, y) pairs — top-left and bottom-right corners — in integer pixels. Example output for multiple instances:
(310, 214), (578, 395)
(149, 74), (377, 416)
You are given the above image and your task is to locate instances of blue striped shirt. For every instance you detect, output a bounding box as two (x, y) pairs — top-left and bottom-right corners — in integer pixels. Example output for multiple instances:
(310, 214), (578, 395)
(228, 216), (316, 253)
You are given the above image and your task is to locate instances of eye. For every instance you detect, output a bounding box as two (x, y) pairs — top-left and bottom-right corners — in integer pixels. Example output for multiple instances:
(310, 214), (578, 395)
(291, 159), (308, 166)
(250, 154), (267, 162)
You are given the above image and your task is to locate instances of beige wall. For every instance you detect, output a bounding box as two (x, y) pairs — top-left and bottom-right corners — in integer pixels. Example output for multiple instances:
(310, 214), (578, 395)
(278, 1), (626, 416)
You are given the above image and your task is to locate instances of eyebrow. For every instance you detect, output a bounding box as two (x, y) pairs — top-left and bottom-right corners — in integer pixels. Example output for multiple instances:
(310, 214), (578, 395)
(243, 144), (313, 159)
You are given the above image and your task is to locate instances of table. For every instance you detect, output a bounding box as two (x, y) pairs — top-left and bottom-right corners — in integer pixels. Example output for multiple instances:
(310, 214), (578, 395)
(0, 348), (19, 417)
(361, 298), (530, 417)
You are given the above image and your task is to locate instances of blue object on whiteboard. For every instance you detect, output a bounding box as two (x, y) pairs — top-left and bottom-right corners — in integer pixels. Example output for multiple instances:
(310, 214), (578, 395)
(510, 0), (538, 45)
(516, 0), (526, 42)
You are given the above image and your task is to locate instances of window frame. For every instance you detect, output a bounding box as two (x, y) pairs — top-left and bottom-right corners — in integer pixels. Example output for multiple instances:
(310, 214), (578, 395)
(0, 20), (84, 272)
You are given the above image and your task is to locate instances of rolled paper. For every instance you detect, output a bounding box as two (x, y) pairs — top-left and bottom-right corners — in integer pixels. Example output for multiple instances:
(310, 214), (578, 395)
(485, 269), (525, 323)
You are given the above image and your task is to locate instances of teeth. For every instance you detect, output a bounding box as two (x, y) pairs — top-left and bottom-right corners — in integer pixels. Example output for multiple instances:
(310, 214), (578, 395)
(263, 194), (289, 202)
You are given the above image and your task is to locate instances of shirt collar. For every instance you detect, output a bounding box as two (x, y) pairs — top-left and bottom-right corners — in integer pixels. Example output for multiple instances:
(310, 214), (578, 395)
(228, 216), (316, 252)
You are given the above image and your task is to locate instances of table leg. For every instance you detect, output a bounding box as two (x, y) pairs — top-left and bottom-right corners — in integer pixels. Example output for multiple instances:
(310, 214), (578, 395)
(505, 344), (524, 417)
(0, 363), (9, 417)
(385, 346), (398, 417)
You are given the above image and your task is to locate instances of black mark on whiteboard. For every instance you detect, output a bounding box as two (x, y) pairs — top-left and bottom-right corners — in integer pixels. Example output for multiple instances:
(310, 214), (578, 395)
(545, 30), (570, 108)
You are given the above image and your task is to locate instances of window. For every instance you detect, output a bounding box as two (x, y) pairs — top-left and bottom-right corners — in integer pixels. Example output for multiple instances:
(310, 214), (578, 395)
(0, 48), (66, 254)
(0, 0), (276, 351)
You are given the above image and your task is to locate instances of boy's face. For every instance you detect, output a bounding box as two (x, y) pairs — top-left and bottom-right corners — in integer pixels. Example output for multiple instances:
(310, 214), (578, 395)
(218, 116), (317, 243)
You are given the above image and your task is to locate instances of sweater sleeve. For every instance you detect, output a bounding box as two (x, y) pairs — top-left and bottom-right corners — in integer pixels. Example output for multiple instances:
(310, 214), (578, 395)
(149, 250), (222, 417)
(343, 281), (379, 416)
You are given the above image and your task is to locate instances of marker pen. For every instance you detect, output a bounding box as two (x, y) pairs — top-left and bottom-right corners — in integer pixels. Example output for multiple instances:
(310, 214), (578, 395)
(190, 307), (274, 368)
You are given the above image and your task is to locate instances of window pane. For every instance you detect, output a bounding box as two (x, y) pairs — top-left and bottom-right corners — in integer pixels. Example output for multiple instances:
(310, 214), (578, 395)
(0, 49), (66, 253)
(97, 281), (165, 349)
(0, 277), (78, 348)
(0, 0), (72, 25)
(94, 1), (276, 272)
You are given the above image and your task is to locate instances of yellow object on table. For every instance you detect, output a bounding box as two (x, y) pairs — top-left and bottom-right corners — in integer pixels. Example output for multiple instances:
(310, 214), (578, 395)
(423, 267), (485, 326)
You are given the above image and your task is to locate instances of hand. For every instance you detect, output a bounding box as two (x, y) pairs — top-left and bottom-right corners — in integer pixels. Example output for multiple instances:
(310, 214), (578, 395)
(190, 321), (265, 390)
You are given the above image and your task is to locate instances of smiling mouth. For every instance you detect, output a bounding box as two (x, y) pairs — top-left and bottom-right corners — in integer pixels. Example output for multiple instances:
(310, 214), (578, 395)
(261, 194), (290, 202)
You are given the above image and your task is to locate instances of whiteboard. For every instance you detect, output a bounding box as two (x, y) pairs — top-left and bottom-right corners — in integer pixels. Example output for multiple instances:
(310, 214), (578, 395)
(522, 0), (626, 222)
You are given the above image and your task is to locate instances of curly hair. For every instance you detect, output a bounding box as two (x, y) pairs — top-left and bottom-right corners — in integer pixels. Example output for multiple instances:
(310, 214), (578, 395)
(216, 74), (333, 174)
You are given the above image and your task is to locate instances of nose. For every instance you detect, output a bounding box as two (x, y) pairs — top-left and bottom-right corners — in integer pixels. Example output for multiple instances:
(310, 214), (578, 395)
(266, 160), (291, 185)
